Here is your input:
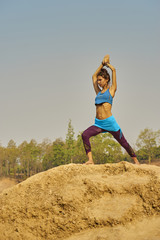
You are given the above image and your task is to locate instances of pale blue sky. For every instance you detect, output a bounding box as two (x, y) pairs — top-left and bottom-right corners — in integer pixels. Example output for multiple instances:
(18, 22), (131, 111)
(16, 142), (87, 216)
(0, 0), (160, 147)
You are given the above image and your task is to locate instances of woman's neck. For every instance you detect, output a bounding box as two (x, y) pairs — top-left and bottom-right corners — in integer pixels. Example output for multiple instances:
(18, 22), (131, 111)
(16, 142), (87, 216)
(101, 85), (109, 93)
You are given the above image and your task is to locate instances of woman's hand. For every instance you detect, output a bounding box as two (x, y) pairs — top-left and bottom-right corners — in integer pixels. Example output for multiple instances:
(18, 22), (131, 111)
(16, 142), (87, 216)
(102, 54), (110, 65)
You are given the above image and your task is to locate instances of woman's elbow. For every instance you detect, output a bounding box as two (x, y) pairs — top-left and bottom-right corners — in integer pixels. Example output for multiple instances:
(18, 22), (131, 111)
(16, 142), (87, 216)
(113, 85), (117, 92)
(92, 75), (97, 81)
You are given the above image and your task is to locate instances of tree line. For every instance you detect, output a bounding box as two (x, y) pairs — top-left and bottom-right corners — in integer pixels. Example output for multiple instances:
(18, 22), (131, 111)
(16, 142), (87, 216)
(0, 120), (160, 180)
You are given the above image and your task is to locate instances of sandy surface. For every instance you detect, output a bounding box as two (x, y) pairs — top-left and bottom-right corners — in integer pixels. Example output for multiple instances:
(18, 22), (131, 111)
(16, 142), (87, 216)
(65, 216), (160, 240)
(0, 161), (160, 240)
(0, 178), (18, 194)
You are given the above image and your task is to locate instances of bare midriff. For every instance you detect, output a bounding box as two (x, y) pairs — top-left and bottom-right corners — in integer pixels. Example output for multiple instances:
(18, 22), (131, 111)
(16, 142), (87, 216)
(96, 102), (112, 119)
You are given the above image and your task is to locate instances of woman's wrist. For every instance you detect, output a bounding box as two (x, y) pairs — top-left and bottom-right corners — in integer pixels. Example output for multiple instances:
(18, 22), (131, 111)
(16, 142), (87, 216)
(106, 63), (115, 71)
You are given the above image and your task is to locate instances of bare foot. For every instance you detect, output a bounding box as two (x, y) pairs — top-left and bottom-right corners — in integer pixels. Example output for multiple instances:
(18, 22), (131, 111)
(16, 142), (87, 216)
(134, 161), (140, 165)
(132, 157), (140, 165)
(83, 160), (95, 165)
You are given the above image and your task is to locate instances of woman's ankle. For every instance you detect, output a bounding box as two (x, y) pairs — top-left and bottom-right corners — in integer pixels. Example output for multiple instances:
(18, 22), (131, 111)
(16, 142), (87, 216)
(132, 157), (140, 164)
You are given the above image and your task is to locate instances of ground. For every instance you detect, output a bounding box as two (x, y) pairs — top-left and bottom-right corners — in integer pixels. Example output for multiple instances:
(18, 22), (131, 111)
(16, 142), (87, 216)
(0, 161), (160, 240)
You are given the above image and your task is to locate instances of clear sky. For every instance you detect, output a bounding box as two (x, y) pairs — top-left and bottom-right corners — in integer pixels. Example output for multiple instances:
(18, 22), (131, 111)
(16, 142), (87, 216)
(0, 0), (160, 147)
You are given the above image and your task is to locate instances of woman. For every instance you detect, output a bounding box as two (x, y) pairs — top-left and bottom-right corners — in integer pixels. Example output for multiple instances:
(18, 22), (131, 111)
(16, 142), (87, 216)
(82, 54), (140, 165)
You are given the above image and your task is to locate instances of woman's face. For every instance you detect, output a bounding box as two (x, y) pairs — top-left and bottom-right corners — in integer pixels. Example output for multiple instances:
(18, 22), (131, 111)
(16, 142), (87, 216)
(97, 76), (108, 88)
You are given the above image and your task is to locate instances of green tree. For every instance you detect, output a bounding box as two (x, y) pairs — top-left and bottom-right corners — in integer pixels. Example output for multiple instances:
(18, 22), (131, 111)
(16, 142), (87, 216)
(0, 146), (5, 176)
(28, 139), (42, 175)
(18, 140), (42, 177)
(7, 140), (19, 177)
(43, 138), (65, 169)
(38, 138), (52, 171)
(65, 119), (75, 163)
(52, 138), (65, 166)
(39, 138), (52, 158)
(153, 145), (160, 159)
(42, 144), (54, 170)
(136, 128), (160, 164)
(18, 141), (31, 177)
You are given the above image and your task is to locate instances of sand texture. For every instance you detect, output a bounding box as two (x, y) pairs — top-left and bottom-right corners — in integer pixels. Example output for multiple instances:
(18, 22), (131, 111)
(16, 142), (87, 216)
(0, 161), (160, 240)
(0, 178), (18, 194)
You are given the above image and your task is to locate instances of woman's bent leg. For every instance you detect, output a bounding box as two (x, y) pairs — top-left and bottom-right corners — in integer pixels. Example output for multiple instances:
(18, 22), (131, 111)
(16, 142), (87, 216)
(109, 130), (140, 164)
(82, 125), (103, 164)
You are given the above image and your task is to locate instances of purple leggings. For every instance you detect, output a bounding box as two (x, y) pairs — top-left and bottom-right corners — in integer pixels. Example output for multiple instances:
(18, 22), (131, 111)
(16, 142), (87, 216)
(81, 125), (136, 158)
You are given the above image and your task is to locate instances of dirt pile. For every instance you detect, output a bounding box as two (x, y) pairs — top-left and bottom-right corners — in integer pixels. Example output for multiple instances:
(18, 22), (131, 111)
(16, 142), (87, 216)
(0, 161), (160, 240)
(0, 178), (18, 194)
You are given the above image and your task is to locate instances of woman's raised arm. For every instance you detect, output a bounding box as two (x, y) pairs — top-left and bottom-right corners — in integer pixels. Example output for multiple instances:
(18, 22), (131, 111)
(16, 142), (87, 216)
(92, 55), (110, 94)
(92, 63), (103, 80)
(92, 63), (104, 94)
(106, 63), (117, 97)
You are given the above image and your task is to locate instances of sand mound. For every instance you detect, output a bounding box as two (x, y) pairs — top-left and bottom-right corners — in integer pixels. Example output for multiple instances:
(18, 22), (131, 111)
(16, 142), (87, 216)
(0, 178), (18, 194)
(0, 161), (160, 240)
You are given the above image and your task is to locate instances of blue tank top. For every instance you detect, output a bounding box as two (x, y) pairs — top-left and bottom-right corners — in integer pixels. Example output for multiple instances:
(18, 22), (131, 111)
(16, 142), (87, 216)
(95, 88), (113, 105)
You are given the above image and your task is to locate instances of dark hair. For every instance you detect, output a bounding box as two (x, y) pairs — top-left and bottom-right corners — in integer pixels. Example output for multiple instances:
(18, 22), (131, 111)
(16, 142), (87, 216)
(97, 68), (110, 83)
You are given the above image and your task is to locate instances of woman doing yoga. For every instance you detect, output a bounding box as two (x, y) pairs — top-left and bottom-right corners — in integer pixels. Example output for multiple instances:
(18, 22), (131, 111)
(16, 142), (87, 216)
(82, 54), (140, 165)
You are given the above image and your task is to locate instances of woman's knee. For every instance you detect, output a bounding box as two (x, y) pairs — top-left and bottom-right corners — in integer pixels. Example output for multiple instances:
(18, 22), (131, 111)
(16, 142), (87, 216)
(81, 130), (88, 141)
